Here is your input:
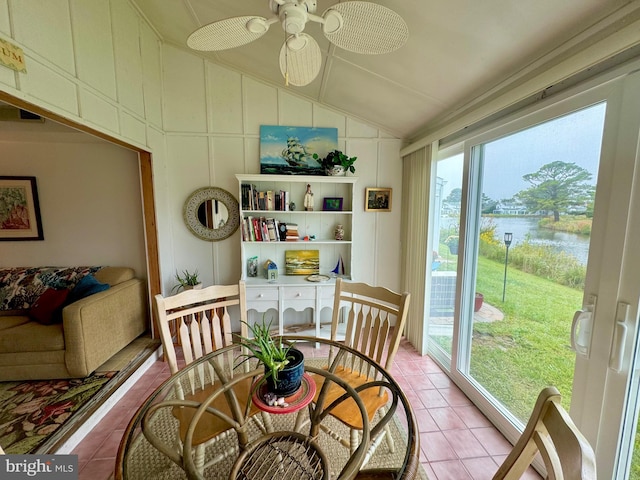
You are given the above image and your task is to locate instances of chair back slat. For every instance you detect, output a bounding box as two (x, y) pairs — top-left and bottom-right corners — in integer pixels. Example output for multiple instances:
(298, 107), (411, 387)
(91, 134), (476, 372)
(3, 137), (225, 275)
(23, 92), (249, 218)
(178, 317), (194, 365)
(210, 309), (223, 351)
(222, 307), (234, 347)
(189, 315), (204, 360)
(493, 387), (596, 480)
(374, 314), (390, 366)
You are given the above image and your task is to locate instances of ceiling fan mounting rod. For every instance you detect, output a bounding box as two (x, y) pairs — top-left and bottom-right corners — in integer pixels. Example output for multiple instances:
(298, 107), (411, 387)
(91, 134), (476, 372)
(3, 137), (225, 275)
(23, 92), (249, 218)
(270, 0), (317, 14)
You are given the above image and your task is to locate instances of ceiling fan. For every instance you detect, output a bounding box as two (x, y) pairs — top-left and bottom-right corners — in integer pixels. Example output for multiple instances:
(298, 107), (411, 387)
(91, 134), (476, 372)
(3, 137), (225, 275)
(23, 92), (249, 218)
(187, 0), (408, 87)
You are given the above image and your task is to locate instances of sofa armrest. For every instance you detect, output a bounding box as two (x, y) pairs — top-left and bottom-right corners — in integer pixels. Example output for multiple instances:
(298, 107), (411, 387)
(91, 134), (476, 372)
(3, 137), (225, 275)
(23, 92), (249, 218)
(62, 278), (147, 377)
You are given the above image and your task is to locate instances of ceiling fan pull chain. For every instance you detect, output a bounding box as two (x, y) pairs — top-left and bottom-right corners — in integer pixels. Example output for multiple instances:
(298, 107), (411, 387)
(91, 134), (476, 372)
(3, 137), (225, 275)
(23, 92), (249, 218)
(284, 11), (289, 86)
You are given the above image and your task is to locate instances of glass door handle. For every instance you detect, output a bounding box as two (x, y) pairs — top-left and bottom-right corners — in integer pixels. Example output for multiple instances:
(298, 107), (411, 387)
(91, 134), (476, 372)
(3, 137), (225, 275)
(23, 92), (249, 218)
(571, 295), (597, 357)
(609, 302), (630, 373)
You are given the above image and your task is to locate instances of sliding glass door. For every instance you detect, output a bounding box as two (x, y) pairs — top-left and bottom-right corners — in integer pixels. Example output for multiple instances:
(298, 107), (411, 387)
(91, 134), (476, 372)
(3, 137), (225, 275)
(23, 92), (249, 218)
(426, 66), (640, 478)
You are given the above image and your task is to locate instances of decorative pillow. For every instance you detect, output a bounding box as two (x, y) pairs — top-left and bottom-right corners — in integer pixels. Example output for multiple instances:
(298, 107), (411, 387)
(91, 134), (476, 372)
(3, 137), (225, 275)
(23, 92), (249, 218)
(67, 275), (110, 304)
(29, 288), (70, 325)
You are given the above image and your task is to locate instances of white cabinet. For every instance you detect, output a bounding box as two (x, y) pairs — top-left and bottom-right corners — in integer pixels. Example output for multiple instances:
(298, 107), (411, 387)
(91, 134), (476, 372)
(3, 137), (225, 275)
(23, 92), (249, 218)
(236, 174), (357, 337)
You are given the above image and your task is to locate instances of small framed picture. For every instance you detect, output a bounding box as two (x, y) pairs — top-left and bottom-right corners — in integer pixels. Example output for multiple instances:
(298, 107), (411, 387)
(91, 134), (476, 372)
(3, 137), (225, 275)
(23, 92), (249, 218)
(365, 187), (392, 212)
(322, 197), (343, 211)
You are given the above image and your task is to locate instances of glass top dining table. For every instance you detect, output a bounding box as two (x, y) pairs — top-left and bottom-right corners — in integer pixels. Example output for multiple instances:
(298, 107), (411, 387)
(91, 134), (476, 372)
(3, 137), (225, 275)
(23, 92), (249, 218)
(114, 336), (420, 480)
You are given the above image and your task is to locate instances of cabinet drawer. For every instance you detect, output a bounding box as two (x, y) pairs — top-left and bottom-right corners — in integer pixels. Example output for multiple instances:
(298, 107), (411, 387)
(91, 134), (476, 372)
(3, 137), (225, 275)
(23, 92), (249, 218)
(283, 288), (316, 301)
(246, 288), (279, 302)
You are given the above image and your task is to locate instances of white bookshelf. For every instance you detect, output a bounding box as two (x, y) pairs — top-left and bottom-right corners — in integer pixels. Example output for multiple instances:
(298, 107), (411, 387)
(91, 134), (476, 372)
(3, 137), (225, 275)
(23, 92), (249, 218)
(236, 174), (357, 338)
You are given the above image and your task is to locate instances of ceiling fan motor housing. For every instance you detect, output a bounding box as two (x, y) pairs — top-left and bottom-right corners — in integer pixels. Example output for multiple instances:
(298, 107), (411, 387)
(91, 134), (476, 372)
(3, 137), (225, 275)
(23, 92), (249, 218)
(280, 3), (309, 34)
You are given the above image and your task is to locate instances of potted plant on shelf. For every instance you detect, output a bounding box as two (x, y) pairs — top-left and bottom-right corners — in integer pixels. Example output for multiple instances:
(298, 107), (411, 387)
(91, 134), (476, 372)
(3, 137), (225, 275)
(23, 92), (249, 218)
(313, 150), (357, 176)
(171, 269), (202, 293)
(237, 317), (304, 399)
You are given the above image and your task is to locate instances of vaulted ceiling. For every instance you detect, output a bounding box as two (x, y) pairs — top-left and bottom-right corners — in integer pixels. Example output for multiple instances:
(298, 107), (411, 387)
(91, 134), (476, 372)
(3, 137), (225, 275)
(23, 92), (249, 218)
(131, 0), (632, 140)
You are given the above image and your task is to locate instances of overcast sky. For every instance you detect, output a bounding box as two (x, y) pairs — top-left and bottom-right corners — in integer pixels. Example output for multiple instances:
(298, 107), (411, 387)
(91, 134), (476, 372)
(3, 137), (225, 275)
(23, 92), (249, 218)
(438, 102), (607, 201)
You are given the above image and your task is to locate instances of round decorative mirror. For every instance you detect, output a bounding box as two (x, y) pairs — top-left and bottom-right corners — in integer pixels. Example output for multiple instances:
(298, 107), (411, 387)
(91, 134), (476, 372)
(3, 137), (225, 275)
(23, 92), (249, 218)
(183, 187), (240, 241)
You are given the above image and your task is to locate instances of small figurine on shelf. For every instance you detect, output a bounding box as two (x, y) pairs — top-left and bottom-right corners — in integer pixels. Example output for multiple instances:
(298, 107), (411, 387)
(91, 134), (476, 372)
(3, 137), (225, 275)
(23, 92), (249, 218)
(304, 184), (314, 211)
(334, 224), (344, 241)
(331, 255), (345, 277)
(264, 259), (278, 282)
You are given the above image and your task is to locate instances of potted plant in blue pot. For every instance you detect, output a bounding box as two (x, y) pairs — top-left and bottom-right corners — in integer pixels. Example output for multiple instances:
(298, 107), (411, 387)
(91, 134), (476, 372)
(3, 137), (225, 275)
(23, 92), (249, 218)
(237, 317), (304, 397)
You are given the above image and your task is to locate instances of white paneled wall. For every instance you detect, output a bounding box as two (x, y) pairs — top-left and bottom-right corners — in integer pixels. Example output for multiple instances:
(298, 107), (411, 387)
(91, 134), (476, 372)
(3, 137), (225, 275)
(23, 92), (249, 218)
(162, 44), (404, 291)
(0, 0), (404, 298)
(70, 0), (117, 100)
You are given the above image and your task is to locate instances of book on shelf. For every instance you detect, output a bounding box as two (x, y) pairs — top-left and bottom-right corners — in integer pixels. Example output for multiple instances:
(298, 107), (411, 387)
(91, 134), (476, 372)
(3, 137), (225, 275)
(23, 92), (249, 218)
(285, 223), (299, 241)
(278, 222), (287, 241)
(266, 218), (278, 241)
(261, 218), (269, 241)
(241, 183), (290, 211)
(248, 216), (261, 241)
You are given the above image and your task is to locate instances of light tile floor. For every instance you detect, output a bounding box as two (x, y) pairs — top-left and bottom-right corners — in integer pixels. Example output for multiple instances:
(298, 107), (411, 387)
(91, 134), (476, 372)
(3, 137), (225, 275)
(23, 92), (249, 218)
(71, 338), (542, 480)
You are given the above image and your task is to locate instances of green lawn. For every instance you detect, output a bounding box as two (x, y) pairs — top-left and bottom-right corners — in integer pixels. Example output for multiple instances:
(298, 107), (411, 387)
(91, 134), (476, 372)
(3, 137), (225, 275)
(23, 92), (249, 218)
(471, 255), (580, 420)
(429, 250), (580, 420)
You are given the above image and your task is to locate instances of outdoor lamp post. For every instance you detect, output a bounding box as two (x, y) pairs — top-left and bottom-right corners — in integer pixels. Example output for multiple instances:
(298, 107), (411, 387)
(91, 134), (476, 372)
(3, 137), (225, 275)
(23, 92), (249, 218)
(502, 232), (513, 302)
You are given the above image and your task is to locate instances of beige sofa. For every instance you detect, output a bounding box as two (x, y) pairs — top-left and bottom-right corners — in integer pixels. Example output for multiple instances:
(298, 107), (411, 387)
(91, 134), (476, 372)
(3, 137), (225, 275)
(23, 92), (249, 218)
(0, 266), (148, 381)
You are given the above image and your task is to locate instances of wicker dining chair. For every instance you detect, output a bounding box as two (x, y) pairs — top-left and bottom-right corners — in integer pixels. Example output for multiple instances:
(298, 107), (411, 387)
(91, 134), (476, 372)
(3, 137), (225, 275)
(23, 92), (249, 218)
(311, 278), (411, 466)
(493, 386), (596, 480)
(153, 281), (271, 473)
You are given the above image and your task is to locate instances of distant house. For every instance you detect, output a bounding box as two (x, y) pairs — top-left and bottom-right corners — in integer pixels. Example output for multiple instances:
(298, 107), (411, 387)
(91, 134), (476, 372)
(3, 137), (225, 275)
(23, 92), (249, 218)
(493, 201), (528, 215)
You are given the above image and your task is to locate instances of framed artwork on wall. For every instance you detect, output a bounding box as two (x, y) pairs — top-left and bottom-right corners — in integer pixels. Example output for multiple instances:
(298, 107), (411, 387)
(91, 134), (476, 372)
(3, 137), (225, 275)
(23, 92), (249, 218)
(259, 125), (338, 175)
(365, 187), (392, 212)
(0, 176), (44, 241)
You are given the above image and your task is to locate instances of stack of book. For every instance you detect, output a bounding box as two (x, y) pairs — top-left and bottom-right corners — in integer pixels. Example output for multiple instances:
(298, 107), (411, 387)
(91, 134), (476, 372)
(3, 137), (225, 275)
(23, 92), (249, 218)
(285, 223), (299, 241)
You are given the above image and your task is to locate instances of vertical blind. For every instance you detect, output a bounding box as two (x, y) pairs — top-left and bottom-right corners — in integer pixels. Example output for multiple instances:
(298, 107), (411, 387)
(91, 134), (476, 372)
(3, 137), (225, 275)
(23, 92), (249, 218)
(401, 145), (431, 353)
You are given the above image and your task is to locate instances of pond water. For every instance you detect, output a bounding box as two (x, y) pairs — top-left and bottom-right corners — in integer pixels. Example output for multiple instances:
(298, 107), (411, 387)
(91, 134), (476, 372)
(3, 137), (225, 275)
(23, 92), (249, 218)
(489, 216), (590, 265)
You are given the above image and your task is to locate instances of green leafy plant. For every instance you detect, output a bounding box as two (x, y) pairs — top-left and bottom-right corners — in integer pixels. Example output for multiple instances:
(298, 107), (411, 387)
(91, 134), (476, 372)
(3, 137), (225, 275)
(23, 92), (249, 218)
(236, 316), (293, 385)
(313, 150), (357, 174)
(171, 269), (200, 293)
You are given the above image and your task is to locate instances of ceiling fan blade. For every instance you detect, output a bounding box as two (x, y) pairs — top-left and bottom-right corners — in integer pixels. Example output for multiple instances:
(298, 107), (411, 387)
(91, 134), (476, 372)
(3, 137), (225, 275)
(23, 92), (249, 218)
(279, 33), (322, 87)
(187, 16), (270, 51)
(321, 1), (408, 55)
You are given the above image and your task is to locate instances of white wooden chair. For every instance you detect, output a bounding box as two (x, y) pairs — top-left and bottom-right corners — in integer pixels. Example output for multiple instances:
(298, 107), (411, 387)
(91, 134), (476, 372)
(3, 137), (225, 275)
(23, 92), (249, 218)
(153, 281), (271, 473)
(311, 278), (411, 466)
(493, 386), (596, 480)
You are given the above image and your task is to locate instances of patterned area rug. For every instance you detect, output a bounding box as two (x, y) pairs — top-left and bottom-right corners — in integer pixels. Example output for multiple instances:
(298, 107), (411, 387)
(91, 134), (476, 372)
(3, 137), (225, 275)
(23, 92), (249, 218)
(0, 372), (116, 454)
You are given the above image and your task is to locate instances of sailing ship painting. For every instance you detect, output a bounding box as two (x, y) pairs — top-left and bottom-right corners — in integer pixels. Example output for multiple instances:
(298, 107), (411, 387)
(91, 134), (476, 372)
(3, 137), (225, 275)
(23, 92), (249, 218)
(260, 126), (338, 175)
